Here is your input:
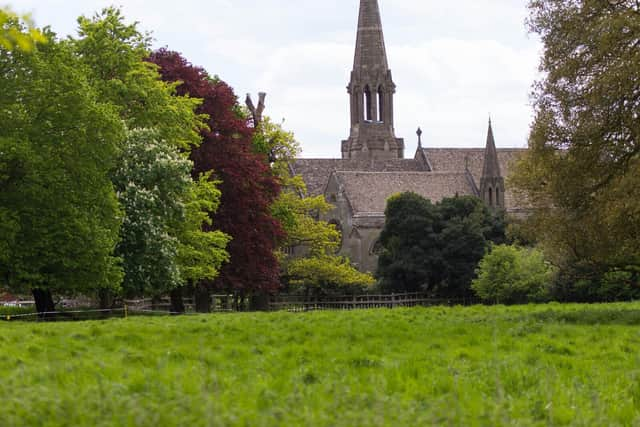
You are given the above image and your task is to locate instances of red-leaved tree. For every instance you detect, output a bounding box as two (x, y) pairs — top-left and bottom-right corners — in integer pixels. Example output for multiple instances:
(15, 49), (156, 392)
(149, 49), (283, 301)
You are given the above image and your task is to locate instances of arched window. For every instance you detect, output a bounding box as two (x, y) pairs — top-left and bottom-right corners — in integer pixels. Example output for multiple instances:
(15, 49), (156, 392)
(364, 85), (372, 121)
(495, 187), (500, 207)
(488, 187), (493, 207)
(377, 86), (384, 122)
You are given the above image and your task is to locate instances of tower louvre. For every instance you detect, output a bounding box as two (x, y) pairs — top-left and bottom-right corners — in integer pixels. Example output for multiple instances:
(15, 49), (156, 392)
(342, 0), (404, 160)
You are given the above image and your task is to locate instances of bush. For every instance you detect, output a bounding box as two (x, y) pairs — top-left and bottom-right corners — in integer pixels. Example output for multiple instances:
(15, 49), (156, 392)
(551, 264), (640, 303)
(472, 245), (555, 304)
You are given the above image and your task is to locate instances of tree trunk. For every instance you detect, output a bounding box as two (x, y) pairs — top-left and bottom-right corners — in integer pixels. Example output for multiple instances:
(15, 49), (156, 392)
(249, 292), (270, 311)
(170, 287), (185, 314)
(98, 288), (114, 310)
(194, 283), (211, 313)
(32, 288), (55, 320)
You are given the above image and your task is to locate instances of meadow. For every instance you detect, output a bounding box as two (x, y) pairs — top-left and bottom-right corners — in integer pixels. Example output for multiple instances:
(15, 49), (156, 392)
(1, 303), (640, 426)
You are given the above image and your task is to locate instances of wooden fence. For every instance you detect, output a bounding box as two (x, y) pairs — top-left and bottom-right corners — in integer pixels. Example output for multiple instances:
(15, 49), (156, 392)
(269, 293), (477, 312)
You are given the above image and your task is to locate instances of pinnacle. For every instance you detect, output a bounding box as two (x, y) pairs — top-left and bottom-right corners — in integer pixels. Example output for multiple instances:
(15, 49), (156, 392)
(482, 119), (502, 178)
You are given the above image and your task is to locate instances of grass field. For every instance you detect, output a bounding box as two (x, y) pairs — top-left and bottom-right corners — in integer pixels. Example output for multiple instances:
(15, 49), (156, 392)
(1, 303), (640, 426)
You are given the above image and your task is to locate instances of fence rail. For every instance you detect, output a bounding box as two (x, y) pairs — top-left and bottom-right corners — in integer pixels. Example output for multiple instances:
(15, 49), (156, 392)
(269, 293), (477, 312)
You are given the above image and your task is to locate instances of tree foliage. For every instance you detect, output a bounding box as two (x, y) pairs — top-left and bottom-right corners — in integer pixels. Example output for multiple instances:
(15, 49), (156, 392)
(377, 193), (504, 297)
(255, 116), (375, 292)
(472, 245), (555, 304)
(112, 129), (193, 297)
(0, 31), (123, 299)
(150, 49), (284, 293)
(0, 8), (45, 51)
(511, 0), (640, 275)
(73, 8), (204, 150)
(70, 9), (228, 299)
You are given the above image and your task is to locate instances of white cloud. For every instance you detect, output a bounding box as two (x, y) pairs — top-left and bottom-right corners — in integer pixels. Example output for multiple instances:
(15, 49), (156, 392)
(9, 0), (542, 157)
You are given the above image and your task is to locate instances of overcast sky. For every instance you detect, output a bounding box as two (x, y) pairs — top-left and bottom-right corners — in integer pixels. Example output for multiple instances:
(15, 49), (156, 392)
(12, 0), (542, 158)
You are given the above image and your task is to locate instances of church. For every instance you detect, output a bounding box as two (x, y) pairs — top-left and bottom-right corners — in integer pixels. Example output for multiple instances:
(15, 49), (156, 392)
(292, 0), (527, 273)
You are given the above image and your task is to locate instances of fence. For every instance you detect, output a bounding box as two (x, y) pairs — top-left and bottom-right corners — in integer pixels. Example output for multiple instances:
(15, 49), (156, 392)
(1, 293), (479, 321)
(269, 293), (478, 312)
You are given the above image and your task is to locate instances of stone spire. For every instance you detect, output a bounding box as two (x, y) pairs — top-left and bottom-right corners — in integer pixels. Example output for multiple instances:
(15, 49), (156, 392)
(480, 118), (505, 209)
(342, 0), (404, 160)
(353, 0), (389, 73)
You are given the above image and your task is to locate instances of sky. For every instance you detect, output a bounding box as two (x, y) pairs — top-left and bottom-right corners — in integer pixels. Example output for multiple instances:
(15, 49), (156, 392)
(11, 0), (542, 158)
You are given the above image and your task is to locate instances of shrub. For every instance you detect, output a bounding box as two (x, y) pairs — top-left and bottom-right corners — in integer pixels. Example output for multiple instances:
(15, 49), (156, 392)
(472, 245), (555, 304)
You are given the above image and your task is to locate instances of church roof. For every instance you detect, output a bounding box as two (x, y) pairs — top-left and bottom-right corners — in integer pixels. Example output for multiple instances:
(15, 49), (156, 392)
(421, 147), (526, 211)
(292, 158), (428, 197)
(333, 171), (474, 215)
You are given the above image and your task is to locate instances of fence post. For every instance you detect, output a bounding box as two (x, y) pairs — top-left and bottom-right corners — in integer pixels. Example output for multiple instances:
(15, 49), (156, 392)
(124, 304), (128, 319)
(391, 293), (395, 309)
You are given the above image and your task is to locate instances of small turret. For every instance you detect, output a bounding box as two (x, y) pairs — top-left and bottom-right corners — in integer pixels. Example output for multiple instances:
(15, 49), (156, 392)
(479, 118), (505, 209)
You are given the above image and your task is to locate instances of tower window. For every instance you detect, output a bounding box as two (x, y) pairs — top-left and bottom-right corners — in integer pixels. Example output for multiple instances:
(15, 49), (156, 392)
(488, 187), (493, 207)
(364, 85), (372, 121)
(377, 86), (384, 122)
(495, 187), (500, 207)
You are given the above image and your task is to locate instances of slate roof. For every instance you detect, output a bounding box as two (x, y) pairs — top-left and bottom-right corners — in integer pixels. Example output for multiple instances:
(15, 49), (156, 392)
(291, 158), (428, 197)
(333, 171), (475, 215)
(422, 148), (526, 211)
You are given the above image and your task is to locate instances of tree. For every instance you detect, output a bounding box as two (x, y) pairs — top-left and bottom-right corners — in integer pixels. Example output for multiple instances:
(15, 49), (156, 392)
(511, 1), (640, 278)
(149, 49), (285, 303)
(377, 193), (504, 297)
(472, 245), (555, 304)
(252, 115), (375, 295)
(0, 8), (45, 51)
(173, 173), (231, 312)
(112, 129), (192, 299)
(0, 30), (124, 313)
(72, 9), (229, 306)
(377, 193), (441, 293)
(74, 8), (204, 150)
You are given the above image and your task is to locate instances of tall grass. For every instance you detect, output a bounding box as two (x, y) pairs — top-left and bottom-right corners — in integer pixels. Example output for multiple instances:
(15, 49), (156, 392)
(1, 303), (639, 426)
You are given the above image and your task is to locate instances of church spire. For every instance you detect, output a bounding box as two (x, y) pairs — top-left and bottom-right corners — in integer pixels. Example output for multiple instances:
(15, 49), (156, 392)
(342, 0), (404, 160)
(353, 0), (389, 73)
(480, 118), (504, 209)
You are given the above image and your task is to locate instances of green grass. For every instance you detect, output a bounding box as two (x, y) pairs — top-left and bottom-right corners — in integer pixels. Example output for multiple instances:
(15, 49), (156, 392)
(1, 303), (640, 426)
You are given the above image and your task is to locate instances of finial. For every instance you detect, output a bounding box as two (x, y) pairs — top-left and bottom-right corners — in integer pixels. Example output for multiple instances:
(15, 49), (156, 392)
(416, 127), (423, 148)
(488, 114), (492, 127)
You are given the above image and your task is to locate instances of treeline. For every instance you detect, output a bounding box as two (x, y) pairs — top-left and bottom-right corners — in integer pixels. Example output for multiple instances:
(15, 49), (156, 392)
(0, 8), (372, 313)
(376, 0), (640, 304)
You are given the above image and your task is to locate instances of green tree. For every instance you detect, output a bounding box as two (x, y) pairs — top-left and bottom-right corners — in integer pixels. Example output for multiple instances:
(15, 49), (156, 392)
(472, 245), (555, 304)
(0, 8), (45, 51)
(254, 116), (375, 294)
(172, 173), (231, 312)
(0, 30), (124, 313)
(511, 1), (640, 278)
(74, 8), (204, 150)
(72, 8), (227, 305)
(377, 193), (504, 297)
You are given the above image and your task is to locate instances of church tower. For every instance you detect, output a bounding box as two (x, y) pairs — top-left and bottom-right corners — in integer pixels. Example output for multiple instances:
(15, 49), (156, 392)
(341, 0), (404, 160)
(479, 119), (505, 209)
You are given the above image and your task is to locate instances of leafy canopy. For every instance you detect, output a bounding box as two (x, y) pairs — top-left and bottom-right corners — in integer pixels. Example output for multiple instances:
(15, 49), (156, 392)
(511, 0), (640, 274)
(377, 193), (505, 297)
(472, 245), (555, 304)
(0, 30), (123, 295)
